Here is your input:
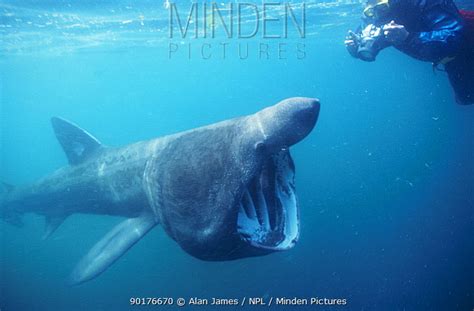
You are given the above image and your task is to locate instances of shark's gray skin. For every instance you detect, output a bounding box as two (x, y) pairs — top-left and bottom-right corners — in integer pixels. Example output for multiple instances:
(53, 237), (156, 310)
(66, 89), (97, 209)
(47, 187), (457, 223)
(0, 97), (320, 285)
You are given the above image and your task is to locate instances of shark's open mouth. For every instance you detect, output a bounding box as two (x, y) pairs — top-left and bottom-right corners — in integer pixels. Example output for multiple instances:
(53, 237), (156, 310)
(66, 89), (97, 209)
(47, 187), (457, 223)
(237, 149), (299, 250)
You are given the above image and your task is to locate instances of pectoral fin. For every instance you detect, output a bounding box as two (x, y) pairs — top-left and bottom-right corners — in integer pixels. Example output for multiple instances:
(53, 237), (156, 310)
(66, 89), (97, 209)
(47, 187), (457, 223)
(69, 214), (156, 285)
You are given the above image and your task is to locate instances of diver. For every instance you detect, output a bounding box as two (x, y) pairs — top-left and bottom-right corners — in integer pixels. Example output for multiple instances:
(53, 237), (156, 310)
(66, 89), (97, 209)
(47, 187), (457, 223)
(345, 0), (474, 105)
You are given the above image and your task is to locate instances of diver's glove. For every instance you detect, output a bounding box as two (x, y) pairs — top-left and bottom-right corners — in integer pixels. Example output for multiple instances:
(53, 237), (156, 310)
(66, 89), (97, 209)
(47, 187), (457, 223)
(383, 21), (409, 45)
(345, 30), (361, 58)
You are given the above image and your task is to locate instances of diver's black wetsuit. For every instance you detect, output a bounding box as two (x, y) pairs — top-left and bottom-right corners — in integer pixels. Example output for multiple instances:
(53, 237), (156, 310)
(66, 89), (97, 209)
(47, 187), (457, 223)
(353, 0), (474, 105)
(445, 10), (474, 105)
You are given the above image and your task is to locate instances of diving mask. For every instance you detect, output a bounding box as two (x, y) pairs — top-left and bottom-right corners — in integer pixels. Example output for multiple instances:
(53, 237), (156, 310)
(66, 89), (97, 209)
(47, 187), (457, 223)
(363, 0), (390, 19)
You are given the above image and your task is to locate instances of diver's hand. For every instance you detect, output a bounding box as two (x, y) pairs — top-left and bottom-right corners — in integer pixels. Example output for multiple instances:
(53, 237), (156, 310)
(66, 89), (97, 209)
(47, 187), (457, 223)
(383, 21), (409, 44)
(344, 38), (355, 46)
(345, 30), (360, 58)
(344, 30), (358, 47)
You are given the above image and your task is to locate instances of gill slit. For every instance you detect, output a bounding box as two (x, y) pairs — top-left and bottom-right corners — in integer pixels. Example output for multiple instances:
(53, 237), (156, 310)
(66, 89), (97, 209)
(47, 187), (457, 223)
(256, 115), (268, 140)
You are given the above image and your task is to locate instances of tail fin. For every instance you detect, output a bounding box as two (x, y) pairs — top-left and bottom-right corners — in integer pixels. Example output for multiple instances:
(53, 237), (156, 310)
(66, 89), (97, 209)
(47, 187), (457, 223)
(0, 182), (23, 227)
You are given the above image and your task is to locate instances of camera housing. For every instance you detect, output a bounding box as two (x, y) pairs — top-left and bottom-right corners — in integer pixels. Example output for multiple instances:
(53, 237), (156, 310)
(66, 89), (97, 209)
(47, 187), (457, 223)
(352, 24), (390, 62)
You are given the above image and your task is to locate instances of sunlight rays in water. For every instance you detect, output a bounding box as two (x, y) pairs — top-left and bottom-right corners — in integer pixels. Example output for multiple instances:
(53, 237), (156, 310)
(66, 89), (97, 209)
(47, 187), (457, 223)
(0, 0), (363, 55)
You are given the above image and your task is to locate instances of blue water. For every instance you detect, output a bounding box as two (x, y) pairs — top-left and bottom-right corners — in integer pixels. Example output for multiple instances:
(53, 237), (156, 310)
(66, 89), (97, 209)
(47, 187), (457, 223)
(1, 1), (473, 310)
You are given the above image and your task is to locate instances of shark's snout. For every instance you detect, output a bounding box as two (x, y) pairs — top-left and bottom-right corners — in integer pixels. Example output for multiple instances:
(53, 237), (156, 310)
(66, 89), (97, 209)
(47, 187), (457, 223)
(255, 97), (320, 151)
(293, 97), (320, 128)
(287, 97), (320, 144)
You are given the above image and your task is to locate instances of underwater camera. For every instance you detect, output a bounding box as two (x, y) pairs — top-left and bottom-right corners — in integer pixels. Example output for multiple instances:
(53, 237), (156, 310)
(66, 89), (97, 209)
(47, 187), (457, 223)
(349, 24), (390, 62)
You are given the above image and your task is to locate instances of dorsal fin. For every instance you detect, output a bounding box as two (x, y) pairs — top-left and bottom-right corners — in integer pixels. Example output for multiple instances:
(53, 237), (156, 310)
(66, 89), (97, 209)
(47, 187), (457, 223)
(51, 117), (102, 165)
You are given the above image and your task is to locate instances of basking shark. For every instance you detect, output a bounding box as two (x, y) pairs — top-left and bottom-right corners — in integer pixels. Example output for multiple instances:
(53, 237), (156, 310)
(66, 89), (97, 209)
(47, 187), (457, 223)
(1, 97), (320, 285)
